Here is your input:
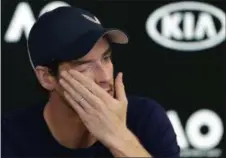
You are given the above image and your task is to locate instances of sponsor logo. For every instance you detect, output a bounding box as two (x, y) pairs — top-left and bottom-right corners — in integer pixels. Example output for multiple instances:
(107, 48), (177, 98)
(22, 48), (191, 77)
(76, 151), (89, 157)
(167, 109), (224, 157)
(145, 1), (226, 51)
(82, 14), (101, 24)
(4, 1), (70, 43)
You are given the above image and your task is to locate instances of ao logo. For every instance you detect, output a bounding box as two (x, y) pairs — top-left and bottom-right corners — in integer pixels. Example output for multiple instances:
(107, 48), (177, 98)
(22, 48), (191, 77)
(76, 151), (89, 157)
(167, 109), (224, 150)
(145, 1), (226, 51)
(4, 1), (70, 43)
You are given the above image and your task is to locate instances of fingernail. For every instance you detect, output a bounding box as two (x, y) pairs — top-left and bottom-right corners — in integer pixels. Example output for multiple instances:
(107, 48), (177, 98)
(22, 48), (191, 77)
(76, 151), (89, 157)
(60, 70), (66, 76)
(59, 79), (63, 84)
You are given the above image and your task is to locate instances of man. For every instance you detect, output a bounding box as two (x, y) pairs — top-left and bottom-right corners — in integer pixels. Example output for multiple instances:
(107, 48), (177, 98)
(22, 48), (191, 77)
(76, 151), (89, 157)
(2, 6), (180, 157)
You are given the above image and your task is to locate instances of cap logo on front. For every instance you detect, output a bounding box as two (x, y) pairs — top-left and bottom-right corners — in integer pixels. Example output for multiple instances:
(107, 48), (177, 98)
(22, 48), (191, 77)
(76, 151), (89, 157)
(82, 14), (101, 24)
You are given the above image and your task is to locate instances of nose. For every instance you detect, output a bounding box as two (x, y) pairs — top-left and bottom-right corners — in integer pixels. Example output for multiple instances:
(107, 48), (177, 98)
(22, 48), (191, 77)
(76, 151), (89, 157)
(94, 62), (112, 88)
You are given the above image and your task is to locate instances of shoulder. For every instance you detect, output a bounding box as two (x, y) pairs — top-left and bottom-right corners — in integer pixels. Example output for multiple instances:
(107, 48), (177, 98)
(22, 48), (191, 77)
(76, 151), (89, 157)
(2, 104), (44, 140)
(3, 104), (43, 126)
(127, 95), (168, 123)
(126, 95), (170, 130)
(2, 105), (45, 157)
(126, 95), (180, 158)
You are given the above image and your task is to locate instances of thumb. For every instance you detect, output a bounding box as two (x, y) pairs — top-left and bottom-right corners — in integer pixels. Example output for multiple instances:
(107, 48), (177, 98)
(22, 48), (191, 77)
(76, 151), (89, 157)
(115, 72), (127, 102)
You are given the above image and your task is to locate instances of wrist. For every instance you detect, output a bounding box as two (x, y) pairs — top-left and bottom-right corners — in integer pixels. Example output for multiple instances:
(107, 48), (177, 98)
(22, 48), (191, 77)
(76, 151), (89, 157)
(107, 127), (132, 155)
(107, 127), (151, 157)
(102, 124), (129, 148)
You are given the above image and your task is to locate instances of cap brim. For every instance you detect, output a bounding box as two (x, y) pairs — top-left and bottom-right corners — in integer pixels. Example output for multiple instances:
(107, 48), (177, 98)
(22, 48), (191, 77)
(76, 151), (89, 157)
(102, 28), (129, 44)
(55, 28), (129, 62)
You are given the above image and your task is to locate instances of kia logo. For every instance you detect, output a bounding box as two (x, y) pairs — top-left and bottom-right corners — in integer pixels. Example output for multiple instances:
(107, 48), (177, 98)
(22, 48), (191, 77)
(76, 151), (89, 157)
(145, 1), (226, 51)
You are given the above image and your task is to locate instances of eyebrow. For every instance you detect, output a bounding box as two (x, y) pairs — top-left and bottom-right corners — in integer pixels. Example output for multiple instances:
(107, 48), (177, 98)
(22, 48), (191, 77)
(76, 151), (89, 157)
(72, 46), (112, 65)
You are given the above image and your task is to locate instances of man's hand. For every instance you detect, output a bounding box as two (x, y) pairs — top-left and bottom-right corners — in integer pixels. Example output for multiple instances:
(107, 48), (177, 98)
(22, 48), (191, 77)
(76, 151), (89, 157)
(59, 70), (152, 157)
(59, 70), (128, 146)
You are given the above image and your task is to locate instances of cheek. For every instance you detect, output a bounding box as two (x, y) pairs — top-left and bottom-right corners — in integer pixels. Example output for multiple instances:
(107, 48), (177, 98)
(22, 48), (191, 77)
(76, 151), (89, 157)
(84, 63), (114, 80)
(80, 70), (96, 80)
(106, 62), (113, 76)
(107, 61), (113, 69)
(55, 81), (65, 94)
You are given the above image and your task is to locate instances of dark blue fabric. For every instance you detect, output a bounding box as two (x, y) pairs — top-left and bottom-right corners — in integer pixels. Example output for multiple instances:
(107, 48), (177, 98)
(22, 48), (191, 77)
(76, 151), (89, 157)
(27, 6), (128, 67)
(2, 95), (180, 158)
(28, 7), (104, 67)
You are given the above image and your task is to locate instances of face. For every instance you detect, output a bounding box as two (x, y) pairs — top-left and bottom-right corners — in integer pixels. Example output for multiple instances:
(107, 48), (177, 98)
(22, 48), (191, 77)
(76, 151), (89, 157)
(36, 37), (114, 100)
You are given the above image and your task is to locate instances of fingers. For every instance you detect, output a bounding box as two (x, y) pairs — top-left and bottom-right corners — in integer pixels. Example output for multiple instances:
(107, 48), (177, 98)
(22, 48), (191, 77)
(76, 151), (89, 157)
(115, 72), (127, 104)
(59, 79), (90, 109)
(63, 91), (85, 116)
(68, 70), (113, 102)
(60, 71), (103, 109)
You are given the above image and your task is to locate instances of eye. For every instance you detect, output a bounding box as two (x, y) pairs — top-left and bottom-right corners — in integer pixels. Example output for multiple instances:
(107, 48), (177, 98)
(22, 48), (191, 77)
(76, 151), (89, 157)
(76, 65), (93, 73)
(102, 54), (112, 62)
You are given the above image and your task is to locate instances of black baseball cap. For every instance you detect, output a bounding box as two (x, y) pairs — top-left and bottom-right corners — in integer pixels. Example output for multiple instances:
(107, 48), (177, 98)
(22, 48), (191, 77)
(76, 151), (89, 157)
(27, 6), (129, 68)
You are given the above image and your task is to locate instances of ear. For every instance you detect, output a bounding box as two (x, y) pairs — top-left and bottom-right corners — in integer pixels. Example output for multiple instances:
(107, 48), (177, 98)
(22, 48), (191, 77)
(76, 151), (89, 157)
(34, 66), (57, 91)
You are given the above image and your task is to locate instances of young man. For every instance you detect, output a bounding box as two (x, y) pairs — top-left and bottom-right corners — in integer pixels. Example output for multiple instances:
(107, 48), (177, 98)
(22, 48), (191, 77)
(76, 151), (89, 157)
(2, 6), (180, 157)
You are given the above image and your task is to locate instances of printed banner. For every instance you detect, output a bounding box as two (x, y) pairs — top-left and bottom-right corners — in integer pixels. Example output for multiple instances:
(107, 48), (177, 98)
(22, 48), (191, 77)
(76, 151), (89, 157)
(2, 1), (225, 157)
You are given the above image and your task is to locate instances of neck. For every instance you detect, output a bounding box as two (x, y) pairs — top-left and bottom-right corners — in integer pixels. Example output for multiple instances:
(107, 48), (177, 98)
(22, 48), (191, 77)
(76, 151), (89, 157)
(43, 91), (97, 149)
